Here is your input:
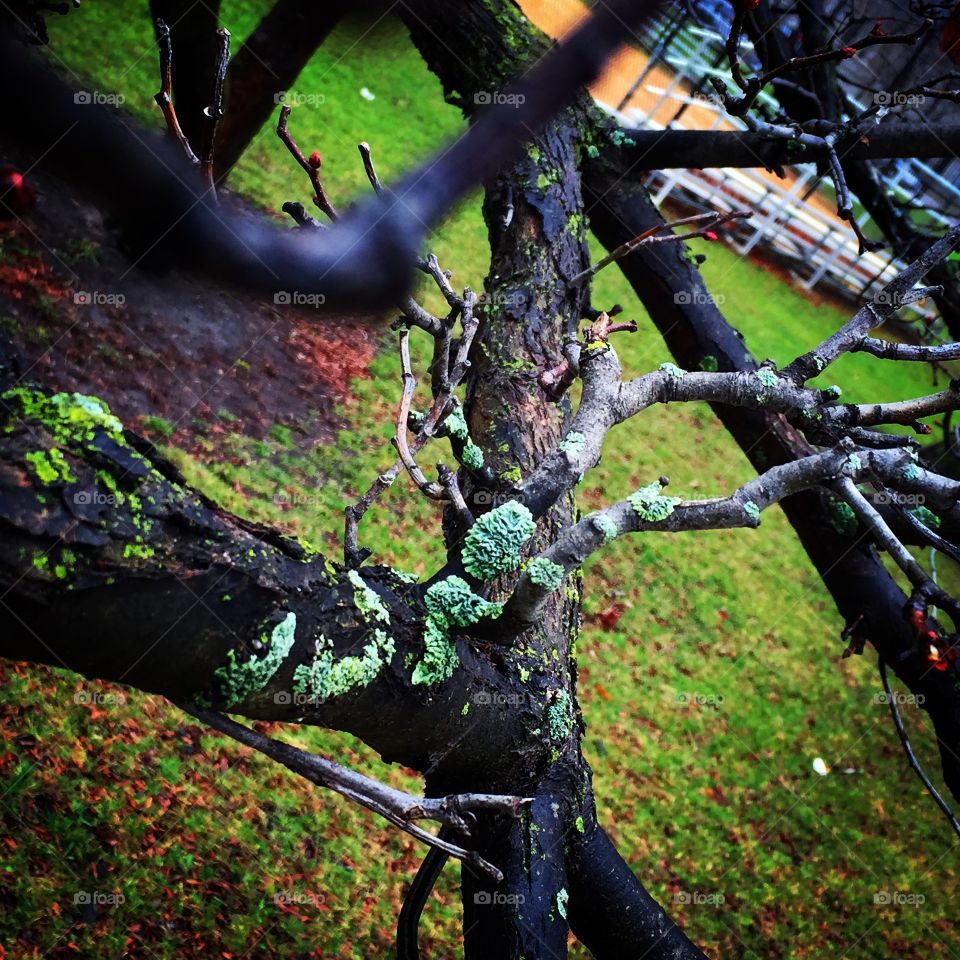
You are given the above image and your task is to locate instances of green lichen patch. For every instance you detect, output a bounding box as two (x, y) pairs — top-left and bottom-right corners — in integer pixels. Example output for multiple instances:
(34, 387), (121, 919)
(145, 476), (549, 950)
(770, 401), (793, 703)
(347, 569), (391, 625)
(462, 501), (536, 581)
(293, 628), (395, 704)
(424, 575), (503, 629)
(526, 556), (565, 591)
(828, 499), (858, 537)
(215, 611), (297, 708)
(3, 388), (124, 445)
(462, 439), (485, 470)
(592, 514), (618, 543)
(411, 618), (460, 687)
(903, 462), (922, 482)
(25, 448), (74, 485)
(909, 505), (941, 529)
(558, 431), (585, 457)
(556, 887), (569, 920)
(547, 688), (574, 742)
(629, 481), (681, 524)
(822, 384), (842, 401)
(743, 500), (761, 523)
(411, 577), (503, 687)
(444, 406), (469, 441)
(699, 355), (719, 372)
(659, 362), (686, 380)
(844, 453), (863, 474)
(755, 368), (778, 389)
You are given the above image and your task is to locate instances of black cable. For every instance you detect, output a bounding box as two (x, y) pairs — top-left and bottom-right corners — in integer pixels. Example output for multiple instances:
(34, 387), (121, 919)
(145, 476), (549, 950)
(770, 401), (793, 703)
(396, 837), (450, 960)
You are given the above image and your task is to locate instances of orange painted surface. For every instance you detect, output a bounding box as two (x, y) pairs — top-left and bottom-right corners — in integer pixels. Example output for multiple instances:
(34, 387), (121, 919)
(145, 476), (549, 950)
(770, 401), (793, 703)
(516, 0), (845, 225)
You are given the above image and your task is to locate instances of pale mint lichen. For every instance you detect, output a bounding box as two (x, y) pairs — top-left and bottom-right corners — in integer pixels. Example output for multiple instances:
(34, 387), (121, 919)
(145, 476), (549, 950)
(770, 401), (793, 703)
(347, 569), (390, 625)
(444, 406), (469, 441)
(755, 368), (778, 389)
(659, 362), (686, 379)
(592, 514), (618, 543)
(556, 888), (569, 920)
(411, 577), (503, 687)
(845, 453), (863, 474)
(215, 611), (297, 708)
(293, 627), (395, 704)
(412, 617), (460, 687)
(558, 431), (586, 456)
(526, 557), (565, 591)
(823, 384), (842, 401)
(743, 500), (760, 522)
(547, 689), (574, 742)
(424, 575), (503, 629)
(462, 439), (485, 470)
(629, 481), (681, 523)
(903, 462), (922, 482)
(462, 501), (536, 581)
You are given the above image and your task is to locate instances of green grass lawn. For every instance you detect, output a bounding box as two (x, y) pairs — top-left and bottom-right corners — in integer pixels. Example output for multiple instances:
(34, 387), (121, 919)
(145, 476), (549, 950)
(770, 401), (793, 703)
(3, 4), (958, 958)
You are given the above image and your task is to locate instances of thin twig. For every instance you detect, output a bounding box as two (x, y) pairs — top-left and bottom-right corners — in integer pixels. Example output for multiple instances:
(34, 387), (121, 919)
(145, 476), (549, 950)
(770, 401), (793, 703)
(152, 19), (201, 167)
(200, 28), (230, 196)
(877, 659), (960, 841)
(181, 705), (532, 880)
(277, 104), (339, 222)
(567, 210), (752, 288)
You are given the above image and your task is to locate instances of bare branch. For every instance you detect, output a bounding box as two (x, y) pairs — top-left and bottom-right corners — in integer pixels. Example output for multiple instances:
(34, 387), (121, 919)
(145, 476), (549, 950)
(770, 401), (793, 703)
(152, 18), (201, 168)
(878, 659), (960, 842)
(276, 104), (339, 222)
(181, 706), (531, 881)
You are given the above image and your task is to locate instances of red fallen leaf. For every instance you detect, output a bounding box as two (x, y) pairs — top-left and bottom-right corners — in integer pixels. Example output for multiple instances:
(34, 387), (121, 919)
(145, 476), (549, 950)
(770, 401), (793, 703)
(598, 604), (625, 630)
(717, 608), (730, 622)
(594, 682), (612, 702)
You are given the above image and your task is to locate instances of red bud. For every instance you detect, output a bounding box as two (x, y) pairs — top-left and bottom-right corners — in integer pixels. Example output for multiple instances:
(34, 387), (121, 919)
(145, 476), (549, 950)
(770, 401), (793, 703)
(841, 46), (858, 57)
(308, 151), (322, 169)
(704, 231), (719, 241)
